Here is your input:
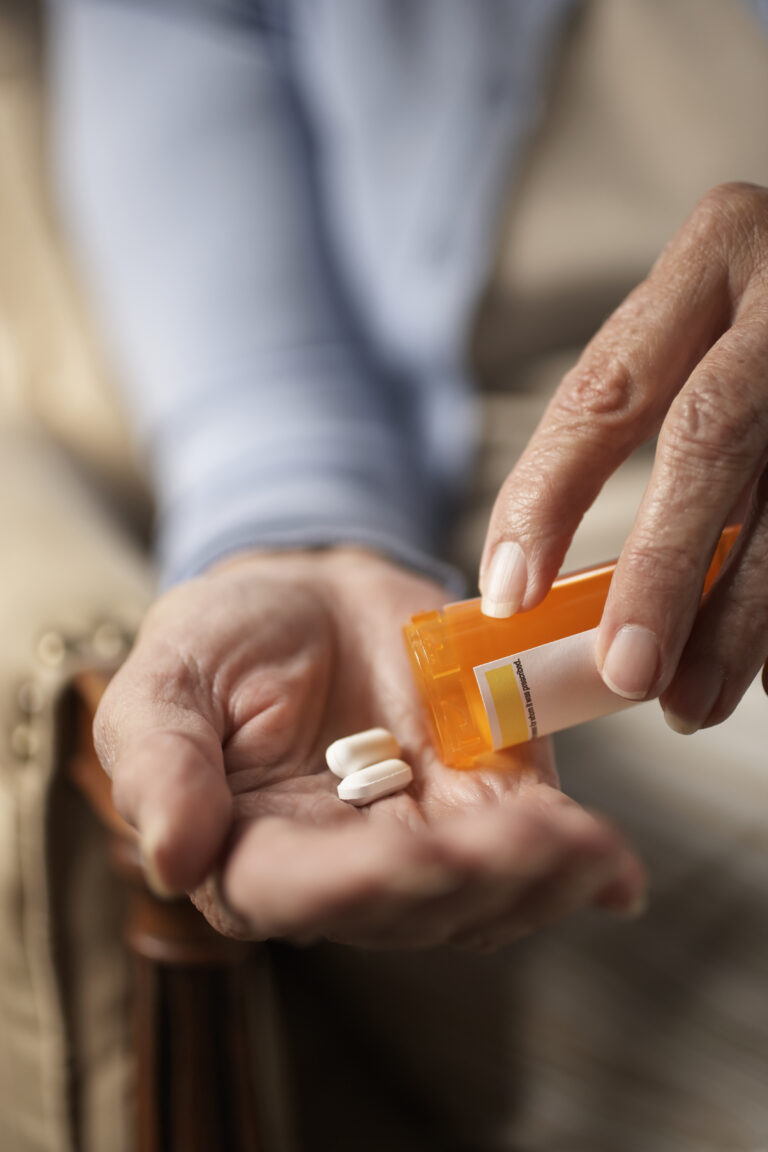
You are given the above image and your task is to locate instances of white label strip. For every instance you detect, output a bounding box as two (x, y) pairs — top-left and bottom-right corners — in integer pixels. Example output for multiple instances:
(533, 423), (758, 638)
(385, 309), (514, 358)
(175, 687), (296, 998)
(475, 627), (637, 749)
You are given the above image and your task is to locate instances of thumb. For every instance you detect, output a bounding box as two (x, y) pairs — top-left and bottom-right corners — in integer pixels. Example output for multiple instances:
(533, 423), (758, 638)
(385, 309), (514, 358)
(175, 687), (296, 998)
(94, 662), (232, 897)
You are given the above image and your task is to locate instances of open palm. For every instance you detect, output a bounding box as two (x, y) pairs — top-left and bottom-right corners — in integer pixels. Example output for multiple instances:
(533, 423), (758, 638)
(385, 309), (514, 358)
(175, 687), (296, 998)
(95, 549), (644, 948)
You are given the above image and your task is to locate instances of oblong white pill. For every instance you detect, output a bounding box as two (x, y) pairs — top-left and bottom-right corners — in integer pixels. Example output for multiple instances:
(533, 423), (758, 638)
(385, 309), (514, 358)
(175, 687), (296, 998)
(325, 728), (400, 779)
(337, 759), (413, 806)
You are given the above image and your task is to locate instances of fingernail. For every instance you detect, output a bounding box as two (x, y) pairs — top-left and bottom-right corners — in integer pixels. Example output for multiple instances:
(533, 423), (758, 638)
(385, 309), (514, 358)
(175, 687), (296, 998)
(600, 625), (659, 700)
(481, 542), (527, 618)
(663, 659), (724, 736)
(141, 824), (181, 900)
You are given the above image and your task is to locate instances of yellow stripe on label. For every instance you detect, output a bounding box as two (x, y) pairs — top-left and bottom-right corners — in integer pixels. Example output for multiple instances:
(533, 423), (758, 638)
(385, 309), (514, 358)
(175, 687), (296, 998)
(484, 663), (529, 747)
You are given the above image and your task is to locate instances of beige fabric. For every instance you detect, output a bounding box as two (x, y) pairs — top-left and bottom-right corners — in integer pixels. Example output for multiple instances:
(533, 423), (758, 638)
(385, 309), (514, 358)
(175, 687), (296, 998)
(0, 12), (296, 1152)
(0, 4), (154, 1149)
(0, 430), (153, 1152)
(0, 0), (148, 517)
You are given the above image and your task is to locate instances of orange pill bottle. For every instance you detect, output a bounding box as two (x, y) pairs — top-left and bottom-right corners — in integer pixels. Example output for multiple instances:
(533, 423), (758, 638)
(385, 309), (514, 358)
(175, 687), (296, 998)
(404, 526), (740, 769)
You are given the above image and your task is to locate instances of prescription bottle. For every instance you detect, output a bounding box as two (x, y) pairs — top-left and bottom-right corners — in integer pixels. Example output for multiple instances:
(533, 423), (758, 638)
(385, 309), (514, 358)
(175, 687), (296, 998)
(404, 526), (740, 768)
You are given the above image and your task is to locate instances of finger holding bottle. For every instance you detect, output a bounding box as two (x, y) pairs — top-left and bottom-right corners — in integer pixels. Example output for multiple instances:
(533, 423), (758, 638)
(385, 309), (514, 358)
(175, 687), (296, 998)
(479, 183), (768, 727)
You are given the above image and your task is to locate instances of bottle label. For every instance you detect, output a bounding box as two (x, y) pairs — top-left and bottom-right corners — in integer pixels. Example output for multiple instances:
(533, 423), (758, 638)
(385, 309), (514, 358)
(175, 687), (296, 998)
(474, 627), (636, 748)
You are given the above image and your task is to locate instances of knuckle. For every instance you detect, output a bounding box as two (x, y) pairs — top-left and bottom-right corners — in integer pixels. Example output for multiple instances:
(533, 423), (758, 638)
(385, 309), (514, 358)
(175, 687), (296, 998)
(139, 638), (218, 729)
(695, 182), (764, 227)
(158, 643), (211, 709)
(499, 462), (555, 525)
(690, 185), (732, 246)
(661, 376), (768, 471)
(497, 462), (571, 550)
(555, 355), (638, 424)
(693, 182), (768, 270)
(620, 539), (702, 596)
(552, 343), (658, 447)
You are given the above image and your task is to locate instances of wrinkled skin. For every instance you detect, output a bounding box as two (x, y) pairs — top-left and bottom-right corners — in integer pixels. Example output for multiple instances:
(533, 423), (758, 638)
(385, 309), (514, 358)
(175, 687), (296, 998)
(94, 182), (768, 949)
(481, 183), (768, 733)
(95, 548), (644, 948)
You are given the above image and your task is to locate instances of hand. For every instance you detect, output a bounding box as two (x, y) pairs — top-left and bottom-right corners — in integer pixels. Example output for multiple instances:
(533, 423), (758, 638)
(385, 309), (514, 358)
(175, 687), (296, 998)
(94, 548), (645, 948)
(480, 182), (768, 736)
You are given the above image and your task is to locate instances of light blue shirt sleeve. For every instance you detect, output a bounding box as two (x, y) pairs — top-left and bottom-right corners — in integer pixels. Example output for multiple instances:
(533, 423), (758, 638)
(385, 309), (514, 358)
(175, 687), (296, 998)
(47, 0), (768, 590)
(47, 0), (467, 590)
(47, 0), (583, 591)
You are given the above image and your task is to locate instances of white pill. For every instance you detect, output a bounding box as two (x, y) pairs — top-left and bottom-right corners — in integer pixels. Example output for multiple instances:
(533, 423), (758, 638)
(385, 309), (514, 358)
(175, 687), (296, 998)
(325, 727), (400, 779)
(337, 759), (413, 807)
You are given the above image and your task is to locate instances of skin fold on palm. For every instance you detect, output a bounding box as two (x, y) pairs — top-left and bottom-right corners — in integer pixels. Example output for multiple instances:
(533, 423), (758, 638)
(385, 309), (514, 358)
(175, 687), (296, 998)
(94, 548), (645, 950)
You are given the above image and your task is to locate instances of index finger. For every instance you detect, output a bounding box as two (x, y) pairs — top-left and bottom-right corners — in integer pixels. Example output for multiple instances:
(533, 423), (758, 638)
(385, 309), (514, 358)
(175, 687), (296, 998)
(479, 185), (744, 619)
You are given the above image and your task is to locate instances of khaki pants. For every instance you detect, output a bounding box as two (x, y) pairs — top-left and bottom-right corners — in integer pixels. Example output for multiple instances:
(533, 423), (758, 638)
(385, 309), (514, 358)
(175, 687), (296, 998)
(0, 7), (153, 1149)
